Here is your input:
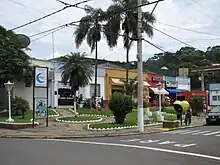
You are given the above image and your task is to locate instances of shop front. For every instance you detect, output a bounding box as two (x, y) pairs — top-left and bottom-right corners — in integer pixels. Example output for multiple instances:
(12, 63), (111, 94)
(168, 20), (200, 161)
(176, 76), (191, 91)
(164, 76), (181, 102)
(147, 73), (169, 106)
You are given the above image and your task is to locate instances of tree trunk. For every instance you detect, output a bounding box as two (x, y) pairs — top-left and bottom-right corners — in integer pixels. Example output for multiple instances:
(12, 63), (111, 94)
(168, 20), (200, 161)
(94, 19), (98, 109)
(126, 46), (129, 95)
(73, 93), (77, 112)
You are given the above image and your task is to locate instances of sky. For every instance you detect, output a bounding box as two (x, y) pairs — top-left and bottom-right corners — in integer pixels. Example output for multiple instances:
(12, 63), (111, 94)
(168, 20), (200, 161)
(0, 0), (220, 62)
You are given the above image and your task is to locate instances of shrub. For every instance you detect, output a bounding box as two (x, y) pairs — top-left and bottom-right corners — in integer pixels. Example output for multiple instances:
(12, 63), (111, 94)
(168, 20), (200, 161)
(109, 92), (133, 124)
(133, 99), (147, 109)
(190, 96), (204, 116)
(12, 96), (30, 118)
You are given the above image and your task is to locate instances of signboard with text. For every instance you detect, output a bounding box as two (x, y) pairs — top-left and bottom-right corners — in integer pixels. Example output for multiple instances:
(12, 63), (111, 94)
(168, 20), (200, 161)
(35, 98), (47, 118)
(166, 81), (178, 88)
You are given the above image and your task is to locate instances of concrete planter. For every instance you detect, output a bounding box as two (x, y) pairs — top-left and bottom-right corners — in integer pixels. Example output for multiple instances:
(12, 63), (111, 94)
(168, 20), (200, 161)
(163, 120), (180, 128)
(0, 122), (39, 129)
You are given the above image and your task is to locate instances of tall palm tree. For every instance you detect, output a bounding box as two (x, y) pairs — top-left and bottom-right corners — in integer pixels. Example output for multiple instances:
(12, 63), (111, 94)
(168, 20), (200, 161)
(58, 52), (93, 111)
(74, 5), (105, 102)
(103, 0), (156, 90)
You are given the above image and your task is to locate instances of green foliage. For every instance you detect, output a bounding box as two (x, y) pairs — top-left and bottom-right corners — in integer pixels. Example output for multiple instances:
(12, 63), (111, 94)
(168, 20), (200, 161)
(0, 25), (32, 85)
(133, 99), (147, 108)
(11, 96), (30, 119)
(109, 92), (133, 124)
(163, 107), (176, 114)
(190, 96), (204, 116)
(58, 52), (94, 95)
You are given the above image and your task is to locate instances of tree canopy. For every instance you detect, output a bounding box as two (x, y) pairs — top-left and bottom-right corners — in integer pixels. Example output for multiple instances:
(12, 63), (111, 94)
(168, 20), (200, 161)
(0, 25), (32, 85)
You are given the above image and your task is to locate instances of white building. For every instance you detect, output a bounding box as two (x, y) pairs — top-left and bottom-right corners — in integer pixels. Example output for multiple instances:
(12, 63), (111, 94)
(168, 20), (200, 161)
(209, 83), (220, 106)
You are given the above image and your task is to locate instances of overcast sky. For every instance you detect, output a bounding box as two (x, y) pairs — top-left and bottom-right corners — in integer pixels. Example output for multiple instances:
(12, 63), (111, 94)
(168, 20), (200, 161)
(1, 0), (220, 62)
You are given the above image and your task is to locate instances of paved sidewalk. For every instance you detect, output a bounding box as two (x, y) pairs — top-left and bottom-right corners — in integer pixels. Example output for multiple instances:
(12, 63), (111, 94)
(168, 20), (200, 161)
(0, 108), (206, 139)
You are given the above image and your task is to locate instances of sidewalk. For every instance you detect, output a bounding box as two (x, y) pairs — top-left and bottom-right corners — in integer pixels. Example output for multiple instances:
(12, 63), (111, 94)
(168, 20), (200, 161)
(0, 110), (206, 139)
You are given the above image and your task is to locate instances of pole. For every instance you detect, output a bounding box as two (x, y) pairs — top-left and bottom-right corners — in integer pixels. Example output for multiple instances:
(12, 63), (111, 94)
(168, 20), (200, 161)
(159, 90), (161, 113)
(51, 32), (55, 108)
(7, 90), (13, 122)
(94, 19), (98, 109)
(46, 67), (49, 127)
(201, 72), (205, 91)
(137, 0), (144, 133)
(32, 67), (36, 128)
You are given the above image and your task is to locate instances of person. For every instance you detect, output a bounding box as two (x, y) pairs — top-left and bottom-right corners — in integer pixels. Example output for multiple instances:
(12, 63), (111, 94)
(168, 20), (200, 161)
(185, 106), (192, 126)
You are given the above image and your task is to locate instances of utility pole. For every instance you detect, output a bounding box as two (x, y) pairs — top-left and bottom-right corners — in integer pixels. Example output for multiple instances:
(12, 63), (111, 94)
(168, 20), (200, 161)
(201, 72), (205, 91)
(137, 0), (144, 133)
(94, 19), (98, 108)
(52, 32), (55, 108)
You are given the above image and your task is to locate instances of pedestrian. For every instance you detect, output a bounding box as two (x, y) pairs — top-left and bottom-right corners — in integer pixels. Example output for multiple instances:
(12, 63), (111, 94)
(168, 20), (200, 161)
(185, 106), (192, 126)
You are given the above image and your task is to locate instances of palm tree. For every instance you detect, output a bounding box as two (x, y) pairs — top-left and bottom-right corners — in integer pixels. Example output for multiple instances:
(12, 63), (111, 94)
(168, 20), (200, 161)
(58, 52), (93, 111)
(74, 5), (105, 102)
(103, 0), (156, 90)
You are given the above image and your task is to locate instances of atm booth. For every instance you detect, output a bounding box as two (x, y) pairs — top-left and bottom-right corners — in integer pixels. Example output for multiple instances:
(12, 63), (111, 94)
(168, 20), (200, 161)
(176, 90), (209, 113)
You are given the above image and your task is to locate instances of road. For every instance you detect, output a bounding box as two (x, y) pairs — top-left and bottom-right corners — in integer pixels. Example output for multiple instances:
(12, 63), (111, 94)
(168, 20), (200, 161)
(0, 125), (220, 165)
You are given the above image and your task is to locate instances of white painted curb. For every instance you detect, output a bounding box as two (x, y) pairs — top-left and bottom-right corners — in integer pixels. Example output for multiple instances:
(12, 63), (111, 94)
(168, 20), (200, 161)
(56, 115), (103, 123)
(87, 122), (162, 131)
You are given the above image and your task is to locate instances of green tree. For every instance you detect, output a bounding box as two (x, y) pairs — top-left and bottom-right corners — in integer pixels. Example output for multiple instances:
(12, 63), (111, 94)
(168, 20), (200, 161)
(58, 52), (94, 111)
(0, 25), (32, 86)
(104, 0), (156, 87)
(74, 6), (105, 100)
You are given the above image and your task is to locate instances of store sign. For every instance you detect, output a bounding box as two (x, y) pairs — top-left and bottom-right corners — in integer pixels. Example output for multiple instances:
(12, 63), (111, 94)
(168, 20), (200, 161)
(35, 67), (48, 87)
(35, 98), (47, 118)
(166, 81), (178, 88)
(152, 76), (163, 82)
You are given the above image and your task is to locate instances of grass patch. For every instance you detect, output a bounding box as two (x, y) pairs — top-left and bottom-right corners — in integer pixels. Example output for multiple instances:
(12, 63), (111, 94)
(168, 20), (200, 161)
(60, 116), (100, 121)
(89, 111), (177, 129)
(0, 110), (57, 123)
(76, 108), (113, 117)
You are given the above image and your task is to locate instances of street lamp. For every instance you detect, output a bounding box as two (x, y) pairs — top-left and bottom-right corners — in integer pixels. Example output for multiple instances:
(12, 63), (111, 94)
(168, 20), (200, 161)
(156, 82), (164, 122)
(4, 80), (14, 122)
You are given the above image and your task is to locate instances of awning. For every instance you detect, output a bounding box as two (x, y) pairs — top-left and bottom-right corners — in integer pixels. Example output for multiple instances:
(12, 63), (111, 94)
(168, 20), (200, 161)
(111, 78), (124, 85)
(150, 87), (169, 95)
(135, 81), (150, 86)
(166, 88), (183, 94)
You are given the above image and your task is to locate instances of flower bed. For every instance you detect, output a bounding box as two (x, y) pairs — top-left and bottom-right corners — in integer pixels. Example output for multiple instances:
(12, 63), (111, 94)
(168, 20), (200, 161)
(56, 115), (102, 123)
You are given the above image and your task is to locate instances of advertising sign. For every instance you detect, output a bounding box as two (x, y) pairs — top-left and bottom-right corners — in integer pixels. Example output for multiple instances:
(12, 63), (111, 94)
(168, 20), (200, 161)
(35, 67), (48, 87)
(35, 98), (47, 118)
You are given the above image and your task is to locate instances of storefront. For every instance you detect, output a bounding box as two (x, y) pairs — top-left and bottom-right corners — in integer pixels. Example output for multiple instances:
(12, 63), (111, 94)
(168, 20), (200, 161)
(147, 73), (169, 106)
(176, 76), (191, 91)
(208, 83), (220, 106)
(164, 76), (181, 101)
(105, 68), (149, 101)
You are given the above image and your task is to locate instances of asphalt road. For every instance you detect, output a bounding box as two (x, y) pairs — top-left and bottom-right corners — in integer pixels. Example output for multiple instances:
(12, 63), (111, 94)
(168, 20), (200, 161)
(0, 126), (220, 165)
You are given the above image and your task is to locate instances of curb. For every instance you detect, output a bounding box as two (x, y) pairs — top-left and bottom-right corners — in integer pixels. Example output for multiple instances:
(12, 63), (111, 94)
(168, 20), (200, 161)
(56, 115), (103, 123)
(0, 124), (206, 139)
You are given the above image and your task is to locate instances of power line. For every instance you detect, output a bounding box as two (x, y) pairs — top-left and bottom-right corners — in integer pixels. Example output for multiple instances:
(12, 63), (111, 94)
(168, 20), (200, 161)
(149, 25), (197, 48)
(156, 22), (220, 37)
(26, 0), (164, 38)
(5, 0), (75, 29)
(31, 26), (66, 43)
(10, 0), (92, 31)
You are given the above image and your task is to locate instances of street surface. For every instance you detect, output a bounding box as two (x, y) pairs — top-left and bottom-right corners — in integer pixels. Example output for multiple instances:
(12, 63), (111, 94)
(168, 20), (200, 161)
(1, 125), (220, 165)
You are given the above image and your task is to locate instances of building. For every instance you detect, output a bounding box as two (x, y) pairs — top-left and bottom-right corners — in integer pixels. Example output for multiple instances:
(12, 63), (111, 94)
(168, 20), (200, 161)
(208, 83), (220, 106)
(164, 75), (180, 100)
(105, 67), (149, 101)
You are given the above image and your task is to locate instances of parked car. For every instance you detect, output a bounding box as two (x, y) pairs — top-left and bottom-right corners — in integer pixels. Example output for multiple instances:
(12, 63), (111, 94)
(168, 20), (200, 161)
(206, 107), (220, 125)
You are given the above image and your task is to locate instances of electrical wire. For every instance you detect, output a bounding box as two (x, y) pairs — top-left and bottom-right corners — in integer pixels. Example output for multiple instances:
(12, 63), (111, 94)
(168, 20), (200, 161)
(9, 0), (92, 31)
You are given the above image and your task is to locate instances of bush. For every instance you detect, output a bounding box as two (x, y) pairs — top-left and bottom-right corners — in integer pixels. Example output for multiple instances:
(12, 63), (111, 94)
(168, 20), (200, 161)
(190, 96), (204, 116)
(12, 96), (30, 118)
(109, 92), (133, 124)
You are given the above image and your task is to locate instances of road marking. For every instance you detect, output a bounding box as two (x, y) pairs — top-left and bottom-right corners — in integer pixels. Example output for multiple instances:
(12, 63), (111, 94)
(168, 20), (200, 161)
(174, 143), (197, 148)
(45, 139), (220, 161)
(120, 139), (141, 142)
(168, 130), (191, 134)
(215, 134), (220, 137)
(192, 130), (211, 135)
(139, 140), (160, 144)
(180, 130), (201, 134)
(204, 131), (220, 136)
(158, 141), (176, 145)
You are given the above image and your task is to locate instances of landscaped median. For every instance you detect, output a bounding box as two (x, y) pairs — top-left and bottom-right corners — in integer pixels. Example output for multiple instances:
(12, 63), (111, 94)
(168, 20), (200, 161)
(56, 114), (103, 123)
(0, 109), (59, 129)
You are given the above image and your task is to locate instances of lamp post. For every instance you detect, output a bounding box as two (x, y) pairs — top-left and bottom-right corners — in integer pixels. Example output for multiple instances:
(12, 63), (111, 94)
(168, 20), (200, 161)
(156, 82), (164, 122)
(4, 80), (14, 122)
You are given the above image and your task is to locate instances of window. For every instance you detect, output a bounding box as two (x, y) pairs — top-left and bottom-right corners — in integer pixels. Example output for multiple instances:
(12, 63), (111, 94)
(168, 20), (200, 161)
(90, 84), (101, 97)
(212, 96), (217, 101)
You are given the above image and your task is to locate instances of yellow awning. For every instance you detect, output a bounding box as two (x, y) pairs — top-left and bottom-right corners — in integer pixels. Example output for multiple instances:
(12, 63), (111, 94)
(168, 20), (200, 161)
(111, 78), (124, 85)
